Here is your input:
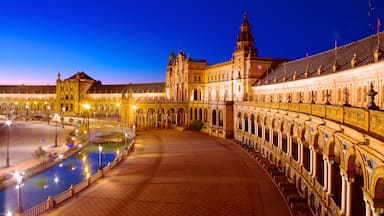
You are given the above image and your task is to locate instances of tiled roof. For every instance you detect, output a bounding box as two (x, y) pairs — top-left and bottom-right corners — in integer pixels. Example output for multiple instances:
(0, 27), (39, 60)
(87, 82), (165, 94)
(257, 32), (384, 85)
(65, 72), (95, 81)
(0, 85), (56, 94)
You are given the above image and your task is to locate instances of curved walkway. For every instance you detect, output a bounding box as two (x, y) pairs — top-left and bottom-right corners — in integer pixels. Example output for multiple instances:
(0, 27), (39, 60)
(43, 130), (290, 216)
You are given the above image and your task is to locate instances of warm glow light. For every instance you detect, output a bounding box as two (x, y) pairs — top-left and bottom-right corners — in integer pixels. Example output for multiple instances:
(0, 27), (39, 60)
(99, 145), (103, 152)
(6, 120), (11, 126)
(82, 104), (90, 110)
(14, 171), (23, 184)
(132, 105), (137, 110)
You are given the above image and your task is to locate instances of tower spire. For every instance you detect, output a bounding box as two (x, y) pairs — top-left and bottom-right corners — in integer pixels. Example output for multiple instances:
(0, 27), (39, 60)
(236, 13), (257, 56)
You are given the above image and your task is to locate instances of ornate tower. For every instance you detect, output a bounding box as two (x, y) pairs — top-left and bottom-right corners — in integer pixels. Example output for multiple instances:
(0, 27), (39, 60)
(232, 13), (258, 101)
(235, 13), (257, 57)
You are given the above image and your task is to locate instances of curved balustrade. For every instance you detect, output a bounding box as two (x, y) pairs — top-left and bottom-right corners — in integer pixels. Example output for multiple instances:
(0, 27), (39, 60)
(234, 101), (384, 215)
(19, 139), (135, 216)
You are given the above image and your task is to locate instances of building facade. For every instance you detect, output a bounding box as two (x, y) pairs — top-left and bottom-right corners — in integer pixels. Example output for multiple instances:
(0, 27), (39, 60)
(1, 14), (384, 216)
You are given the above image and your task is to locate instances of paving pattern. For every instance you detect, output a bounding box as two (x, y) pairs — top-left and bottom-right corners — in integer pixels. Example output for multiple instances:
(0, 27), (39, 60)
(43, 130), (291, 216)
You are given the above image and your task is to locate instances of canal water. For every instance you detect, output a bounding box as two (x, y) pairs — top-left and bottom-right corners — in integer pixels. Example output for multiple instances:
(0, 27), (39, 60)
(0, 143), (120, 214)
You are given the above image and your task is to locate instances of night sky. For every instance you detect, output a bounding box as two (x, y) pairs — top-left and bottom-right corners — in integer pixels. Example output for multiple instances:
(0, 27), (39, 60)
(0, 0), (383, 85)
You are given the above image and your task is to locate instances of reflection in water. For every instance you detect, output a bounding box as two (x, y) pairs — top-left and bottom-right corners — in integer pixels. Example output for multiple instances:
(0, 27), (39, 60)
(33, 177), (49, 189)
(0, 143), (118, 214)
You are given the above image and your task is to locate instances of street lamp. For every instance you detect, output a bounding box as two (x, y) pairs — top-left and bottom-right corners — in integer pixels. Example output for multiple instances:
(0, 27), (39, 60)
(15, 171), (23, 214)
(61, 107), (65, 128)
(98, 144), (103, 170)
(54, 113), (58, 147)
(5, 120), (11, 167)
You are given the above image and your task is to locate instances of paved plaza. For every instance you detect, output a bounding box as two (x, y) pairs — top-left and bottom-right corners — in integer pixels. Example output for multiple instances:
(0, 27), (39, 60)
(0, 121), (72, 177)
(43, 129), (291, 216)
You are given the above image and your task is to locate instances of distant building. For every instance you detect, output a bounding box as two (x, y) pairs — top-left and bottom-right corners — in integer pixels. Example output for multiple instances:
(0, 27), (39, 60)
(1, 14), (384, 215)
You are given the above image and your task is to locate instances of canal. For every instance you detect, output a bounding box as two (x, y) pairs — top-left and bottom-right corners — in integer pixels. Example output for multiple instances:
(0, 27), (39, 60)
(0, 142), (124, 214)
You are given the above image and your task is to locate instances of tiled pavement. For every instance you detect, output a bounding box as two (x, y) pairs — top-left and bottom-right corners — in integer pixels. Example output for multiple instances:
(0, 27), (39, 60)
(43, 130), (292, 216)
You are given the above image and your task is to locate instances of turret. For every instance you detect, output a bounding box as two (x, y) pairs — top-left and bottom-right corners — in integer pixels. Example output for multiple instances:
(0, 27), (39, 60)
(168, 49), (175, 65)
(236, 13), (257, 57)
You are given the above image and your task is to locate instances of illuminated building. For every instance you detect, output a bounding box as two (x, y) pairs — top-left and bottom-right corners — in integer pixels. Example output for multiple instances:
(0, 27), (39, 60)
(1, 14), (384, 215)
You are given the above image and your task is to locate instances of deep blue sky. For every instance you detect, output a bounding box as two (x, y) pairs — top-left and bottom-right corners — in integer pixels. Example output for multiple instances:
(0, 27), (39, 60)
(0, 0), (383, 85)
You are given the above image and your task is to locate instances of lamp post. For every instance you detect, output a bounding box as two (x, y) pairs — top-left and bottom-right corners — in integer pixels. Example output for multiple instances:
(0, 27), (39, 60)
(5, 120), (11, 167)
(54, 113), (58, 147)
(98, 144), (103, 170)
(15, 171), (23, 214)
(82, 104), (91, 145)
(61, 107), (65, 128)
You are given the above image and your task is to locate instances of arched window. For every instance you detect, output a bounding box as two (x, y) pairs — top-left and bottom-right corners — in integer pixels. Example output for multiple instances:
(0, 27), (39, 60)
(212, 110), (217, 126)
(219, 110), (223, 127)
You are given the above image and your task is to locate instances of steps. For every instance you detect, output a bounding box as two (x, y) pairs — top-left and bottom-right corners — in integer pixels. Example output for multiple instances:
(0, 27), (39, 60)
(236, 141), (311, 216)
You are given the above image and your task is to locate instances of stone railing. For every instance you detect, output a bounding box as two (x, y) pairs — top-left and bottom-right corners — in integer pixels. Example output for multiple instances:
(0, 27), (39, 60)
(236, 101), (384, 139)
(21, 139), (135, 216)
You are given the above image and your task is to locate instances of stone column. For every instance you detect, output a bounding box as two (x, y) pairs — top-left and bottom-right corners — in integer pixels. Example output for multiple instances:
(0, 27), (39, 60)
(311, 148), (317, 177)
(340, 172), (347, 214)
(299, 141), (304, 166)
(327, 160), (333, 196)
(346, 178), (354, 216)
(323, 156), (328, 192)
(363, 198), (372, 216)
(287, 135), (292, 157)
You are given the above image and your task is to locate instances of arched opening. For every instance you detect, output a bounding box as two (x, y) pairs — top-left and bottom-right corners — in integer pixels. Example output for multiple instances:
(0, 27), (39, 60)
(244, 114), (249, 132)
(177, 108), (185, 126)
(303, 144), (311, 172)
(265, 127), (270, 143)
(250, 114), (255, 134)
(258, 123), (262, 138)
(292, 137), (299, 161)
(212, 109), (217, 126)
(316, 151), (324, 186)
(331, 161), (342, 208)
(374, 178), (384, 206)
(349, 156), (365, 216)
(282, 133), (288, 153)
(219, 110), (223, 127)
(238, 112), (242, 129)
(273, 130), (278, 147)
(147, 108), (156, 128)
